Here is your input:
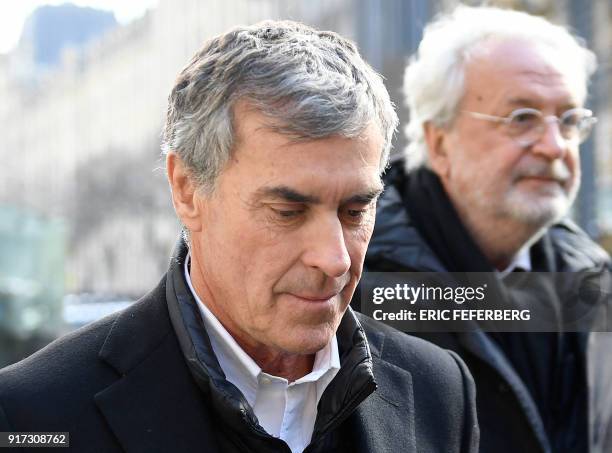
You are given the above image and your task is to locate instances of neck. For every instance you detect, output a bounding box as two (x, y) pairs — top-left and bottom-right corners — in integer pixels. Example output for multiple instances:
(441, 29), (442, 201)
(234, 342), (315, 383)
(449, 197), (543, 271)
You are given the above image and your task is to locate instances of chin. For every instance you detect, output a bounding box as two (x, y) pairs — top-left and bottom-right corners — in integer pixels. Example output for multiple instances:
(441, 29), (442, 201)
(278, 324), (336, 355)
(504, 190), (572, 227)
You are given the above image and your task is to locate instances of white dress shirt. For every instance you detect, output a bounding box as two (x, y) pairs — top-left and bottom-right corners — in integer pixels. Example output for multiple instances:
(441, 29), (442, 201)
(184, 254), (341, 453)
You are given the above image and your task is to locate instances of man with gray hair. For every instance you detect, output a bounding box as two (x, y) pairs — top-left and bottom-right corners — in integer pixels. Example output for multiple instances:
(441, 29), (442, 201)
(0, 21), (479, 452)
(362, 5), (612, 453)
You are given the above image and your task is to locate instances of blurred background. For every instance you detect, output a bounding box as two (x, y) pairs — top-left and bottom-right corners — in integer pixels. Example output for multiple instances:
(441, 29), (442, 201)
(0, 0), (610, 366)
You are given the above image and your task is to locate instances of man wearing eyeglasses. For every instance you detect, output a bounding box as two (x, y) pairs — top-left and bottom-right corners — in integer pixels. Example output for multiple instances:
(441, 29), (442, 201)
(359, 5), (611, 453)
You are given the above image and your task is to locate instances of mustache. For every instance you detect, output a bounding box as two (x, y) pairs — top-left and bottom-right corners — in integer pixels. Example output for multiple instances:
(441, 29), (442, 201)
(513, 159), (571, 182)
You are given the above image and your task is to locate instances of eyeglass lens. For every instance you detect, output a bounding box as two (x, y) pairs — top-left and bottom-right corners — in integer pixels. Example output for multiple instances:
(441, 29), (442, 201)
(508, 109), (594, 146)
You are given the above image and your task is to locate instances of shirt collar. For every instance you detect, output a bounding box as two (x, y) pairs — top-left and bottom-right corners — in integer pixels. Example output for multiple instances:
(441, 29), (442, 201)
(499, 246), (532, 278)
(184, 252), (340, 406)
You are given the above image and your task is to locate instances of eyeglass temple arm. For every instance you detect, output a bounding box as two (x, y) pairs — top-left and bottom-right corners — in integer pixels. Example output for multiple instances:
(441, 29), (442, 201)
(462, 110), (508, 123)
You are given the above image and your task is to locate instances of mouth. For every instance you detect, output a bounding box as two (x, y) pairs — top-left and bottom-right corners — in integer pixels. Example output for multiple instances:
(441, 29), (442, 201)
(518, 175), (566, 185)
(514, 176), (570, 200)
(515, 161), (571, 186)
(288, 293), (339, 303)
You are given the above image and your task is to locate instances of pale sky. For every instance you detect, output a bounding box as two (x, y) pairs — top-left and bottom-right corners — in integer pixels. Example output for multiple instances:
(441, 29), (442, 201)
(0, 0), (159, 53)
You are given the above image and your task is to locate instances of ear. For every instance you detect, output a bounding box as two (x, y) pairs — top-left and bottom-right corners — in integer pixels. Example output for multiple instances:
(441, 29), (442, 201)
(423, 121), (451, 181)
(166, 152), (203, 233)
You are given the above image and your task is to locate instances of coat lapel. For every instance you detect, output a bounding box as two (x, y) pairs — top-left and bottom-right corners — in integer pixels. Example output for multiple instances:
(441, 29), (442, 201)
(350, 330), (417, 453)
(93, 281), (221, 453)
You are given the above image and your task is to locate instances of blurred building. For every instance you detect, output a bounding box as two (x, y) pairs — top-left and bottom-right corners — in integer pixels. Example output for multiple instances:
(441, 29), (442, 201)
(0, 0), (610, 297)
(18, 4), (117, 71)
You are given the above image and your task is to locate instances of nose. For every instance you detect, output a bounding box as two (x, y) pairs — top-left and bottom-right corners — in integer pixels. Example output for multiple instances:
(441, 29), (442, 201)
(301, 215), (351, 278)
(531, 119), (567, 161)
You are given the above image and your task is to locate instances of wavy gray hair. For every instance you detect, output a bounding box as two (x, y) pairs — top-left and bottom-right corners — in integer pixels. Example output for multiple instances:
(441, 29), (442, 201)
(403, 5), (597, 171)
(162, 20), (398, 193)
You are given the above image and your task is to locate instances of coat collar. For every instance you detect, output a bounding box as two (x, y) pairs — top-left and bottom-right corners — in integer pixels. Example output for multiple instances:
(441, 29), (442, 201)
(165, 238), (385, 450)
(94, 278), (221, 453)
(347, 324), (417, 453)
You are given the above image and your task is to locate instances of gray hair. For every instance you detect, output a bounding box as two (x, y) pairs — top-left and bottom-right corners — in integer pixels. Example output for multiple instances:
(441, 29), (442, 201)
(403, 5), (597, 171)
(162, 20), (398, 193)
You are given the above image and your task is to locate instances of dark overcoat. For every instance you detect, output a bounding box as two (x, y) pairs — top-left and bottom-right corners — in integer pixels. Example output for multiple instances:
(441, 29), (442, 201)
(0, 241), (479, 452)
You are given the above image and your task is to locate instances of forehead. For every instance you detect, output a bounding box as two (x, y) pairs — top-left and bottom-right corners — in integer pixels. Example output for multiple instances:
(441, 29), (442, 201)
(462, 38), (583, 109)
(227, 103), (384, 196)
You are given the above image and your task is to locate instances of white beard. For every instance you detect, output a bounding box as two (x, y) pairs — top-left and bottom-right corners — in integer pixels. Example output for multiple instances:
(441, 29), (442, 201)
(500, 158), (579, 227)
(501, 181), (578, 226)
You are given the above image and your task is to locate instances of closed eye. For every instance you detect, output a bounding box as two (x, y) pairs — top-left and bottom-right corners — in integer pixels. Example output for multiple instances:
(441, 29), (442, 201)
(268, 203), (306, 219)
(274, 209), (303, 217)
(347, 209), (367, 218)
(341, 203), (375, 226)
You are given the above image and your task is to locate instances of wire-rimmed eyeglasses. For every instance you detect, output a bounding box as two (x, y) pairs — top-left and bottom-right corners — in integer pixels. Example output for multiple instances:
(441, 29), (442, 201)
(462, 107), (597, 147)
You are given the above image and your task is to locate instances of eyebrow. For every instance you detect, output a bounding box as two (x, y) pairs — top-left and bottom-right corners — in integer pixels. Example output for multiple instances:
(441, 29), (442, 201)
(506, 98), (537, 108)
(505, 97), (577, 110)
(344, 189), (384, 205)
(255, 185), (383, 205)
(256, 186), (319, 203)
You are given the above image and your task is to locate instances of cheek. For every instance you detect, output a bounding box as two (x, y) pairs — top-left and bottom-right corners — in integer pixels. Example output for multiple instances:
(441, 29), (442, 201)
(567, 148), (580, 176)
(346, 228), (372, 274)
(564, 150), (581, 194)
(493, 153), (520, 182)
(477, 145), (522, 185)
(451, 129), (518, 177)
(244, 238), (303, 297)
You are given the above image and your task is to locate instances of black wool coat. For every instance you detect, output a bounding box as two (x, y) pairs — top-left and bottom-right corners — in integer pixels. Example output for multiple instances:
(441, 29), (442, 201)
(0, 240), (479, 453)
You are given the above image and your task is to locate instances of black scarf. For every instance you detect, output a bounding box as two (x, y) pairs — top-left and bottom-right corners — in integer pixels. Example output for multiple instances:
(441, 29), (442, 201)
(396, 166), (494, 272)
